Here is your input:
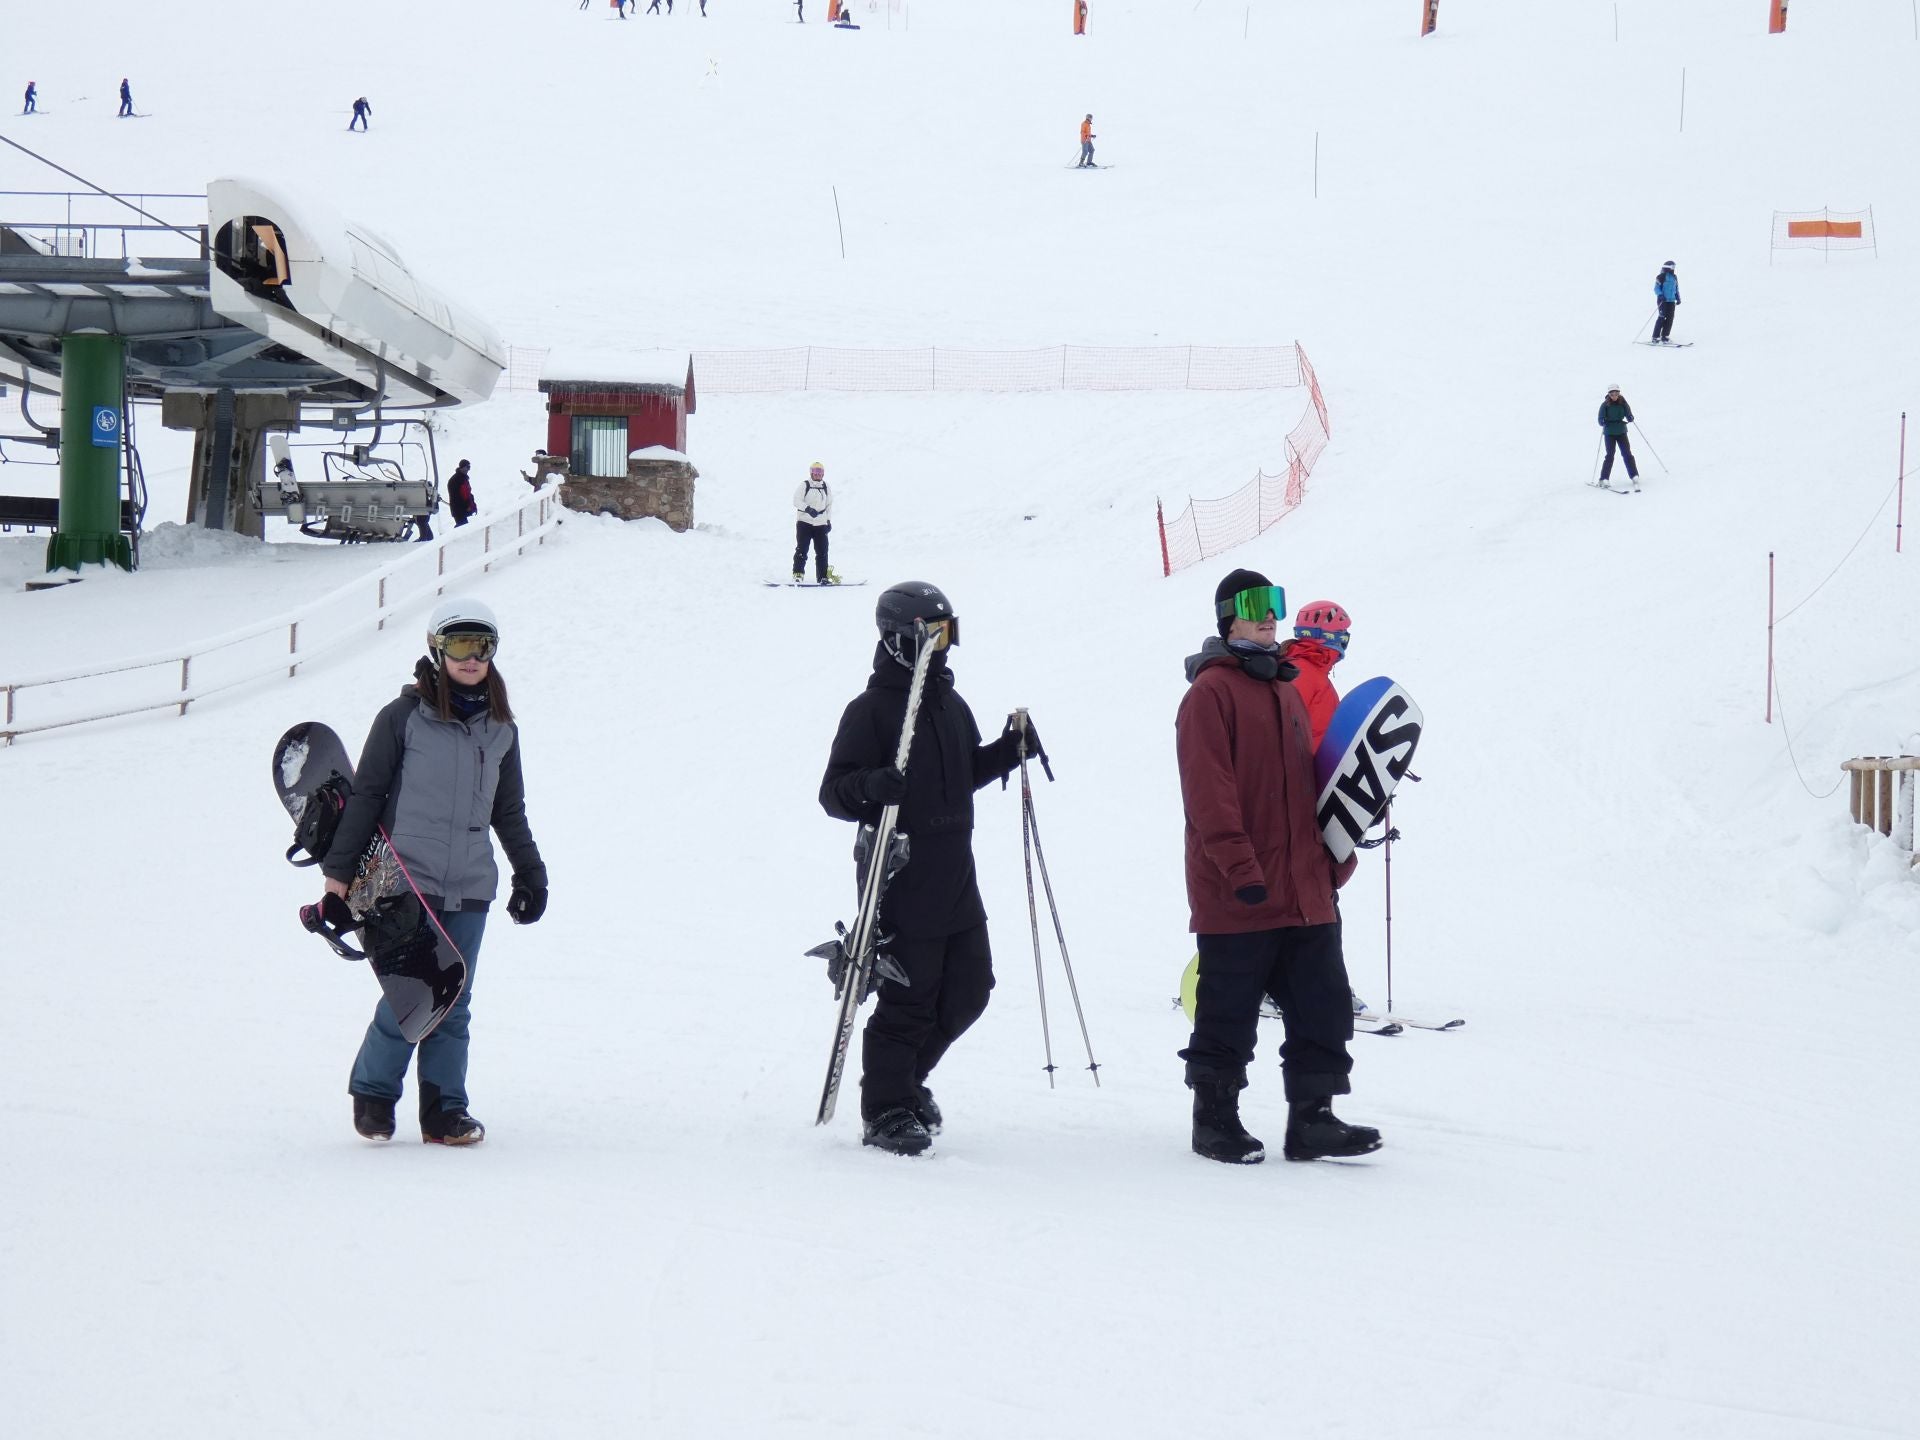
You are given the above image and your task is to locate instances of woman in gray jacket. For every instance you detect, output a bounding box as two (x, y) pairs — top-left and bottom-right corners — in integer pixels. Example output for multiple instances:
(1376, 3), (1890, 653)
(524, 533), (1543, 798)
(323, 598), (547, 1146)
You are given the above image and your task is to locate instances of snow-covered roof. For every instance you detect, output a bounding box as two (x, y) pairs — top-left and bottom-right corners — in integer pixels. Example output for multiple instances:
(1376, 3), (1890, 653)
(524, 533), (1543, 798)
(539, 346), (692, 391)
(628, 445), (689, 462)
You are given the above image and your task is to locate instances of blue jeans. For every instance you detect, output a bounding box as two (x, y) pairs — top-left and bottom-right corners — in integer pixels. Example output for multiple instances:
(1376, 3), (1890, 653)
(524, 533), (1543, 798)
(349, 908), (487, 1114)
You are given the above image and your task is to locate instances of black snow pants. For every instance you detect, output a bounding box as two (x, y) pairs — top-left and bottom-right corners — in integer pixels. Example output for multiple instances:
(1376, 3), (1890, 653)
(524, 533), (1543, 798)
(861, 923), (994, 1118)
(792, 520), (830, 581)
(1652, 301), (1676, 342)
(1180, 923), (1353, 1102)
(1601, 433), (1638, 481)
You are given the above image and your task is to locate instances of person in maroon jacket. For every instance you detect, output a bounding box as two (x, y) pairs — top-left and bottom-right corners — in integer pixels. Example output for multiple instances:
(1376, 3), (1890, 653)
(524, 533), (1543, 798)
(1174, 568), (1382, 1164)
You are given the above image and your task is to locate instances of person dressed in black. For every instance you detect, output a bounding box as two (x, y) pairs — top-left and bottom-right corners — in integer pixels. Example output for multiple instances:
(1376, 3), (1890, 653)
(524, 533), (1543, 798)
(1596, 385), (1639, 488)
(349, 96), (372, 131)
(448, 459), (477, 527)
(819, 582), (1043, 1156)
(118, 78), (133, 117)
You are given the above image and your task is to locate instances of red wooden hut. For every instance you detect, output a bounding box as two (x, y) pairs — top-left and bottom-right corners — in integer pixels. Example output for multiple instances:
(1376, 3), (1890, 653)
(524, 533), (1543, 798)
(538, 349), (696, 478)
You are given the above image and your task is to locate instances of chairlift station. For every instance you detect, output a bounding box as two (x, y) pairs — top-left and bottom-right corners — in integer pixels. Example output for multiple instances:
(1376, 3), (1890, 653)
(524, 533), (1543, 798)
(0, 174), (505, 570)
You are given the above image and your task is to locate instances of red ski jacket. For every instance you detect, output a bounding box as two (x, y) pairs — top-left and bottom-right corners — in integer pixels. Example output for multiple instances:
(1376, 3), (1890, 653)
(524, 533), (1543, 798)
(1176, 641), (1350, 935)
(1280, 638), (1341, 751)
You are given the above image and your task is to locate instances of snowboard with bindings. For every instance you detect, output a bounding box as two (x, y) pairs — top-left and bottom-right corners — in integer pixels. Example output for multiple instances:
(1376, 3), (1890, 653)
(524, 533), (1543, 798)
(272, 721), (469, 1043)
(1314, 676), (1423, 864)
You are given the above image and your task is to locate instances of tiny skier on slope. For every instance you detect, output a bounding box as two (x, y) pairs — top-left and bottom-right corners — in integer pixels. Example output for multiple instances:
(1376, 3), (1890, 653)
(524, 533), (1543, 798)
(818, 583), (1045, 1156)
(1175, 569), (1380, 1165)
(23, 81), (36, 115)
(1076, 114), (1097, 168)
(791, 460), (836, 583)
(349, 96), (372, 131)
(118, 78), (134, 117)
(1651, 261), (1681, 344)
(1596, 385), (1640, 488)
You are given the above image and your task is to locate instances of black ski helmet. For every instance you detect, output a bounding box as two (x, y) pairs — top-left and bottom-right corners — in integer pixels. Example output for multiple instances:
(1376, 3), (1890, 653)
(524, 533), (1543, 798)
(875, 581), (958, 666)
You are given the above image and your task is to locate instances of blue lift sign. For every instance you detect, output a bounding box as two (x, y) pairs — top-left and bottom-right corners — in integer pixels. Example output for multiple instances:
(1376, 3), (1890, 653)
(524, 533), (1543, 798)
(91, 406), (121, 448)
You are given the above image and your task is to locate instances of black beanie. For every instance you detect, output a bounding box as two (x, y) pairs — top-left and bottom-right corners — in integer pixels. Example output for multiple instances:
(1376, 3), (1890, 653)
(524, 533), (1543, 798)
(1215, 568), (1274, 637)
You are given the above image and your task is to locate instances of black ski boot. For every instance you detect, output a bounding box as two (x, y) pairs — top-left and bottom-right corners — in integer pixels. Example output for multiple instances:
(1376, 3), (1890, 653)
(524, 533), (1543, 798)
(1282, 1097), (1381, 1161)
(421, 1106), (486, 1146)
(1190, 1078), (1264, 1164)
(909, 1085), (943, 1136)
(352, 1093), (395, 1142)
(862, 1106), (932, 1156)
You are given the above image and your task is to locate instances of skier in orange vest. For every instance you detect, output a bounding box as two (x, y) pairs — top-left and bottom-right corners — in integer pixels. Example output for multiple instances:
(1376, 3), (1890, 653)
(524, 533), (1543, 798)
(1076, 114), (1096, 169)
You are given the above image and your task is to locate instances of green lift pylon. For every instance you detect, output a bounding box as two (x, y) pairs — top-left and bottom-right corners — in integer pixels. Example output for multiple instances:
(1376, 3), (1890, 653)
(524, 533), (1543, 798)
(46, 332), (133, 572)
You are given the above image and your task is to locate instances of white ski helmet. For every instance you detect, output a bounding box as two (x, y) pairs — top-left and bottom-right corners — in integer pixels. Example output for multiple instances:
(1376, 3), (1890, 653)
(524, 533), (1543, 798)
(428, 597), (499, 642)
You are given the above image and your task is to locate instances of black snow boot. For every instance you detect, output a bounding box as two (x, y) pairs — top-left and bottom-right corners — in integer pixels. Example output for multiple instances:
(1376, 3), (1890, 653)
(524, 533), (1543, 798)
(862, 1106), (932, 1156)
(352, 1093), (395, 1142)
(1282, 1098), (1381, 1162)
(421, 1106), (486, 1147)
(909, 1085), (943, 1136)
(1190, 1078), (1264, 1164)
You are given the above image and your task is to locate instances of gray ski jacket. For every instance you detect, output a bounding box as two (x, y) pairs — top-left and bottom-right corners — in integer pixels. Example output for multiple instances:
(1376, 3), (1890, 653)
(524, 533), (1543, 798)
(322, 675), (545, 911)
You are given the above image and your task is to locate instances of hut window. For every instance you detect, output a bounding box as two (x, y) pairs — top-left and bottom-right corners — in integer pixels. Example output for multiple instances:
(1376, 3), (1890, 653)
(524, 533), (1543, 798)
(570, 416), (628, 478)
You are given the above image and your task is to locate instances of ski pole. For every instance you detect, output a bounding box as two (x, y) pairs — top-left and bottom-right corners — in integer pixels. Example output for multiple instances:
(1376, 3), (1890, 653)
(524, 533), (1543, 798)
(1018, 747), (1059, 1087)
(1382, 802), (1394, 1014)
(1017, 735), (1101, 1084)
(1631, 421), (1669, 473)
(1590, 434), (1604, 485)
(1631, 309), (1655, 342)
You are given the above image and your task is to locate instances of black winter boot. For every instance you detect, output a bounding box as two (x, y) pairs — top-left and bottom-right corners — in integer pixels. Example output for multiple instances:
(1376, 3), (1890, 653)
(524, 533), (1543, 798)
(909, 1085), (943, 1136)
(352, 1093), (395, 1142)
(862, 1106), (932, 1156)
(1283, 1098), (1381, 1161)
(421, 1107), (486, 1146)
(1190, 1078), (1264, 1164)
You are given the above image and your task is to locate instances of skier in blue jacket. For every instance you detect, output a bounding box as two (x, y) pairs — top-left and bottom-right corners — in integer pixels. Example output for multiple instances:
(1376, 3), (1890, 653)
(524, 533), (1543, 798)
(1651, 261), (1681, 344)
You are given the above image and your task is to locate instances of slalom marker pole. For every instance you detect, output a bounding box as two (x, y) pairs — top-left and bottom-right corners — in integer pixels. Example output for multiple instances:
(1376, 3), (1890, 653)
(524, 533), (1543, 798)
(1631, 421), (1669, 473)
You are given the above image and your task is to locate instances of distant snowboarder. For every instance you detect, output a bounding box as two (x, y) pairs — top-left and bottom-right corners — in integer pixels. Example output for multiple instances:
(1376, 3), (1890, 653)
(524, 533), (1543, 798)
(1651, 261), (1681, 344)
(1077, 114), (1096, 168)
(349, 97), (371, 131)
(1596, 386), (1640, 487)
(22, 81), (36, 115)
(118, 78), (133, 117)
(793, 461), (835, 583)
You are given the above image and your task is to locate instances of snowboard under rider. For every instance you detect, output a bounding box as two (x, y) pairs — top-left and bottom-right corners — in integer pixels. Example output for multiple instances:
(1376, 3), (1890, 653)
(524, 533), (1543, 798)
(818, 582), (1046, 1156)
(1175, 568), (1379, 1165)
(1597, 386), (1639, 486)
(1651, 261), (1681, 344)
(792, 461), (834, 584)
(322, 599), (548, 1147)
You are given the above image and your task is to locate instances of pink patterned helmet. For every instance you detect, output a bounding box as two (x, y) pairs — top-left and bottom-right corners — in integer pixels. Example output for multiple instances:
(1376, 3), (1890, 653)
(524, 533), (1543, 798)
(1293, 600), (1352, 654)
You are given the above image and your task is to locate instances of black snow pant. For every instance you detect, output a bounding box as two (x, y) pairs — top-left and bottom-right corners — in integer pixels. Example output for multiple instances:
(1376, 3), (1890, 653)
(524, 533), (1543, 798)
(413, 513), (435, 543)
(1180, 923), (1353, 1102)
(793, 520), (830, 580)
(861, 923), (995, 1119)
(1601, 433), (1638, 481)
(1652, 301), (1676, 342)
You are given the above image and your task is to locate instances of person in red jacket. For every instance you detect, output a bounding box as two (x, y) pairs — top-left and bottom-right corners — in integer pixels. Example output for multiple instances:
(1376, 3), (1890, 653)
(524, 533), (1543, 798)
(1280, 599), (1351, 751)
(1175, 568), (1381, 1164)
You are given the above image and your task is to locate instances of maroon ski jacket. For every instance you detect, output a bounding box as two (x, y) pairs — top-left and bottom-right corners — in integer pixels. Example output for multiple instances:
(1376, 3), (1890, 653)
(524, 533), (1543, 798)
(1176, 638), (1350, 934)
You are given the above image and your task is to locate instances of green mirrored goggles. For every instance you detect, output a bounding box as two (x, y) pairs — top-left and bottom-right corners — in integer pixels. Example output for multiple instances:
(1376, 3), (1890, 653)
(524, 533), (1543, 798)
(1216, 583), (1286, 624)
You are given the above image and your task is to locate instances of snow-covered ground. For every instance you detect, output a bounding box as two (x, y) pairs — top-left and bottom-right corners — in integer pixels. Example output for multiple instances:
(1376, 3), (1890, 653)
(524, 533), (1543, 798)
(3, 3), (1919, 1436)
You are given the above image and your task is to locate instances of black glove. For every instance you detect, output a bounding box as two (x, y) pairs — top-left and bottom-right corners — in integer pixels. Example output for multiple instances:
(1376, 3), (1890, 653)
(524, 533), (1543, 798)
(507, 875), (548, 925)
(860, 765), (909, 805)
(805, 507), (821, 517)
(1003, 712), (1044, 762)
(1234, 884), (1268, 907)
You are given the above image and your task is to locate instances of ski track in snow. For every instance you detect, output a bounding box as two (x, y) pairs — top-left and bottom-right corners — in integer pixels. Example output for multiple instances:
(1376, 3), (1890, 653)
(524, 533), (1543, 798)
(2, 2), (1919, 1436)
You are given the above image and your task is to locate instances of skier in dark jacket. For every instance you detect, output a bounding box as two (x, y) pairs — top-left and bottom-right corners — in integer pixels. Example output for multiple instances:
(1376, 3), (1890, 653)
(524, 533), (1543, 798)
(447, 459), (477, 526)
(819, 582), (1042, 1156)
(1651, 261), (1681, 344)
(118, 78), (133, 117)
(349, 96), (371, 131)
(322, 598), (548, 1146)
(1175, 568), (1377, 1164)
(1596, 386), (1638, 486)
(23, 82), (36, 115)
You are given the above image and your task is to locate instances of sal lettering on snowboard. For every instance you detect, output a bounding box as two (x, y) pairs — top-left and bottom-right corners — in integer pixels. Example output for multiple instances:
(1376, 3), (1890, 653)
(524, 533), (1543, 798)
(1313, 676), (1423, 864)
(272, 721), (468, 1043)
